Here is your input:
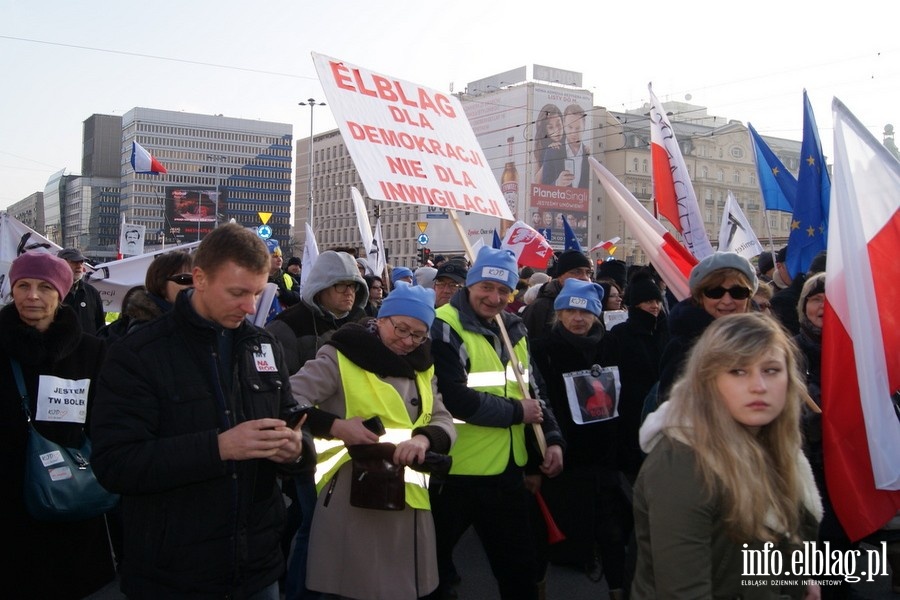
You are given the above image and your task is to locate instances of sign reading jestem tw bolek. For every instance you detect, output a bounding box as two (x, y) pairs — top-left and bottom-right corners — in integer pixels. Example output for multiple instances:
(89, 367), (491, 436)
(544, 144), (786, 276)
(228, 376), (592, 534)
(312, 53), (513, 221)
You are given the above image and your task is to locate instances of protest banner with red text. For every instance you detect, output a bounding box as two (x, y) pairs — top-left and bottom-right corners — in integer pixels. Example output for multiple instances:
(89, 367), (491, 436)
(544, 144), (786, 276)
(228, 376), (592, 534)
(313, 53), (512, 221)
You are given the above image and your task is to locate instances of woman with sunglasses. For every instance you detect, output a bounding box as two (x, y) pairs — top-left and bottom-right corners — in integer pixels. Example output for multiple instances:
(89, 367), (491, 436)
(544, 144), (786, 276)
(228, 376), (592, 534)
(97, 250), (193, 342)
(657, 252), (758, 403)
(288, 282), (455, 599)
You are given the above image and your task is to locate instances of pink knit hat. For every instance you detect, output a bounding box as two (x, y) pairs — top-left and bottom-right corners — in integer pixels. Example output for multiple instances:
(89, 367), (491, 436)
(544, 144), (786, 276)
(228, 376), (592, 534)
(9, 251), (74, 299)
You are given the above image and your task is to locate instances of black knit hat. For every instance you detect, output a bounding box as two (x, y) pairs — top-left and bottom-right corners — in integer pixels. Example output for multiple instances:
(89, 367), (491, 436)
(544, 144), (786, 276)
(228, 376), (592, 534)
(623, 272), (662, 306)
(807, 250), (827, 275)
(757, 251), (774, 275)
(555, 250), (592, 277)
(597, 259), (627, 288)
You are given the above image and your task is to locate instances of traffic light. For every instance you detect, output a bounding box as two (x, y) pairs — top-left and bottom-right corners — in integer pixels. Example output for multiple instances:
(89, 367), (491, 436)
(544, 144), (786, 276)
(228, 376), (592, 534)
(420, 247), (432, 265)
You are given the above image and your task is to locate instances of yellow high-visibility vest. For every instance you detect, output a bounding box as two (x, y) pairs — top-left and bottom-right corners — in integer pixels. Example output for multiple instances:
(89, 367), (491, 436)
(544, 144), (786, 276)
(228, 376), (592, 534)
(313, 351), (434, 509)
(436, 304), (529, 476)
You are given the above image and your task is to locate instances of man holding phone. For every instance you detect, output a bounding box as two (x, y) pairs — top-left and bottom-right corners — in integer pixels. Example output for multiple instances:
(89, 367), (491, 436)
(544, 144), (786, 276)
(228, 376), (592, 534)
(540, 103), (589, 188)
(92, 224), (305, 599)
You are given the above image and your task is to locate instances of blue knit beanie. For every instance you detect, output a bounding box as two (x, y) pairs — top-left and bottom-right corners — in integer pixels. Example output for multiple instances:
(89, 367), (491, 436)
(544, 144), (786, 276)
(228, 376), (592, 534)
(553, 278), (605, 316)
(466, 247), (518, 290)
(391, 266), (414, 284)
(378, 282), (436, 328)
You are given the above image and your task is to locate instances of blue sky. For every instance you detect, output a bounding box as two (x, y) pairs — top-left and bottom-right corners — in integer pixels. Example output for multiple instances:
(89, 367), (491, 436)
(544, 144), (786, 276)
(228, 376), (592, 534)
(2, 0), (897, 210)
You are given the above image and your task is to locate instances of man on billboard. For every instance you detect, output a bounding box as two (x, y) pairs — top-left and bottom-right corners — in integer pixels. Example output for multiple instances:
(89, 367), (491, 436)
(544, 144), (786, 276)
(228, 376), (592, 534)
(540, 104), (589, 188)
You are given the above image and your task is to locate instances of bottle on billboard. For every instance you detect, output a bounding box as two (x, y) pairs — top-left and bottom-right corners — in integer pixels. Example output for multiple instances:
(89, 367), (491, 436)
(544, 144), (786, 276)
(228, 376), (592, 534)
(501, 136), (518, 218)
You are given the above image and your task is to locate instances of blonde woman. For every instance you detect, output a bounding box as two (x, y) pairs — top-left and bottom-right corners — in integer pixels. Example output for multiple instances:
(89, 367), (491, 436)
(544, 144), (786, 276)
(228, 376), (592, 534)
(632, 313), (822, 599)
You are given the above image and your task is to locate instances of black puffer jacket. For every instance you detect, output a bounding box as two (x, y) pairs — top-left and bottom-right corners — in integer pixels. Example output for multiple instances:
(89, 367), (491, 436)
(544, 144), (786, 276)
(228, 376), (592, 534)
(602, 307), (668, 479)
(521, 278), (563, 343)
(657, 298), (714, 403)
(533, 322), (614, 468)
(92, 291), (302, 599)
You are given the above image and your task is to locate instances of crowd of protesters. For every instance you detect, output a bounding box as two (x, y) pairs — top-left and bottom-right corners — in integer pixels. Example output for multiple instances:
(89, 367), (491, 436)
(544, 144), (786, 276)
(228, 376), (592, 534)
(4, 234), (898, 600)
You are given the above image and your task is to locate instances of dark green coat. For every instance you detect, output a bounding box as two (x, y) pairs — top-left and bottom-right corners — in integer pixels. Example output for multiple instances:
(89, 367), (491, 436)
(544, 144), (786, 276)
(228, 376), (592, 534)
(632, 436), (820, 599)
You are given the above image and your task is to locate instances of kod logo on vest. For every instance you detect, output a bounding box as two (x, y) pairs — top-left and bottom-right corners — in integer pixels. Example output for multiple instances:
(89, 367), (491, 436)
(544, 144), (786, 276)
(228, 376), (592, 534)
(568, 297), (588, 308)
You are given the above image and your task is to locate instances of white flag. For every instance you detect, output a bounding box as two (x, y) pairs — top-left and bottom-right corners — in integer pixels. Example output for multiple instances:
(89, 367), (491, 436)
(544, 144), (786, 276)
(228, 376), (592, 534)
(0, 212), (62, 302)
(716, 191), (763, 260)
(119, 223), (147, 257)
(370, 218), (386, 278)
(351, 187), (375, 260)
(300, 222), (319, 288)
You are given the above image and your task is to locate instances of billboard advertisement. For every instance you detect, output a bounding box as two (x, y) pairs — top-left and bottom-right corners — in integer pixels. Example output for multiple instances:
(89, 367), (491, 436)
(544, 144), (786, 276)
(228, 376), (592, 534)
(528, 85), (593, 249)
(419, 85), (529, 252)
(165, 186), (220, 241)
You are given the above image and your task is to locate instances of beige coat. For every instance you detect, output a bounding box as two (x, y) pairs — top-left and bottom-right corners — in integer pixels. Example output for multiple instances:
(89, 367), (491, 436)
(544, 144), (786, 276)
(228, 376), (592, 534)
(290, 342), (455, 600)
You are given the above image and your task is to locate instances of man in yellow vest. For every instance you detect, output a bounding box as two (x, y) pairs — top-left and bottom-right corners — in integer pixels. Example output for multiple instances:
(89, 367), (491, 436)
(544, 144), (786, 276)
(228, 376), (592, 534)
(427, 246), (565, 600)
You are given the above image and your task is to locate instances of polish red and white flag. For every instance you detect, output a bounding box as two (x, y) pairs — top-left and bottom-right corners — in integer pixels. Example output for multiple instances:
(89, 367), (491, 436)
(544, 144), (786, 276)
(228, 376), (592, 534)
(648, 83), (714, 260)
(589, 157), (697, 300)
(822, 98), (900, 541)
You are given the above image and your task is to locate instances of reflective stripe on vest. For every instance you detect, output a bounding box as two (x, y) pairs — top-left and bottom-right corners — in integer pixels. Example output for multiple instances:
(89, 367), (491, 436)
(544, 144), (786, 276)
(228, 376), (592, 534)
(436, 304), (530, 476)
(313, 352), (434, 510)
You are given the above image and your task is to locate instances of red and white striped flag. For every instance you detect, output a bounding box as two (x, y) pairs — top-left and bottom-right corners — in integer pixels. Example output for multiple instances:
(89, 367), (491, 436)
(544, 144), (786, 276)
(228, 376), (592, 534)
(648, 83), (714, 260)
(589, 157), (697, 300)
(131, 141), (168, 175)
(822, 98), (900, 541)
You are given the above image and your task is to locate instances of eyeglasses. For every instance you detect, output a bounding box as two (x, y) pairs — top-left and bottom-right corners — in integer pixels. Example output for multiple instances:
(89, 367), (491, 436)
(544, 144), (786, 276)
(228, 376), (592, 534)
(332, 282), (358, 294)
(703, 285), (752, 300)
(434, 280), (461, 290)
(386, 317), (428, 345)
(167, 273), (193, 285)
(566, 267), (594, 278)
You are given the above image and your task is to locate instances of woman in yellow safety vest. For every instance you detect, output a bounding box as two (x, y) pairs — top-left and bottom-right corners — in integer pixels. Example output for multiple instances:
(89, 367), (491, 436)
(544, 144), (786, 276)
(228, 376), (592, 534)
(289, 282), (456, 600)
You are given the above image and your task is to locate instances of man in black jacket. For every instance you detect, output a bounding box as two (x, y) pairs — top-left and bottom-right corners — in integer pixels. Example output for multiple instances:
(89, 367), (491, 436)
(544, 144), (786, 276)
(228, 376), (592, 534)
(57, 247), (105, 334)
(92, 224), (305, 599)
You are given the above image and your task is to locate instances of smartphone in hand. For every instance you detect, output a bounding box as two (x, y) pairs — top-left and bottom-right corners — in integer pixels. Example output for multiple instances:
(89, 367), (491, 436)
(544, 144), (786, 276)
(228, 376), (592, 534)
(362, 415), (386, 436)
(285, 405), (314, 429)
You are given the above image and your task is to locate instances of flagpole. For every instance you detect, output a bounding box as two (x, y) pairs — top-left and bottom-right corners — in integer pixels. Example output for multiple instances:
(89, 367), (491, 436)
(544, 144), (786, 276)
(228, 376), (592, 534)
(117, 213), (125, 260)
(447, 209), (547, 456)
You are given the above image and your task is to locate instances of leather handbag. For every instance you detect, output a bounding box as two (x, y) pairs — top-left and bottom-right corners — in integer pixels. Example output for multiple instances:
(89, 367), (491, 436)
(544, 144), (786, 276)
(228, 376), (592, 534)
(12, 359), (119, 522)
(347, 442), (405, 511)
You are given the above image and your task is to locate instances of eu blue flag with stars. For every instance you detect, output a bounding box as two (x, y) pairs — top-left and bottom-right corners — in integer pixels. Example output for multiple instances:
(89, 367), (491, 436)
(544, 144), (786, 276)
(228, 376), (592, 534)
(492, 229), (502, 249)
(786, 91), (831, 278)
(748, 123), (796, 213)
(561, 215), (583, 252)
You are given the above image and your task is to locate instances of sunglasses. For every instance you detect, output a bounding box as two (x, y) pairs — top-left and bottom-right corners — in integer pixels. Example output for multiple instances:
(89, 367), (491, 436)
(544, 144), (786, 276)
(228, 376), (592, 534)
(703, 285), (751, 300)
(167, 273), (193, 285)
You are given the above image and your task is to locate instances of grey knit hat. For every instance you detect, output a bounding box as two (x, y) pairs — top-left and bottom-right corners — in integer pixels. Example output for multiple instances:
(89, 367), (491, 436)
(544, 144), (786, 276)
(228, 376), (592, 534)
(688, 252), (758, 294)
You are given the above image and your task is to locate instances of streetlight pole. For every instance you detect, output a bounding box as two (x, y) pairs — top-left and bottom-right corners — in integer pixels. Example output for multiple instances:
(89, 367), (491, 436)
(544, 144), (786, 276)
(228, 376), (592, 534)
(298, 98), (325, 230)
